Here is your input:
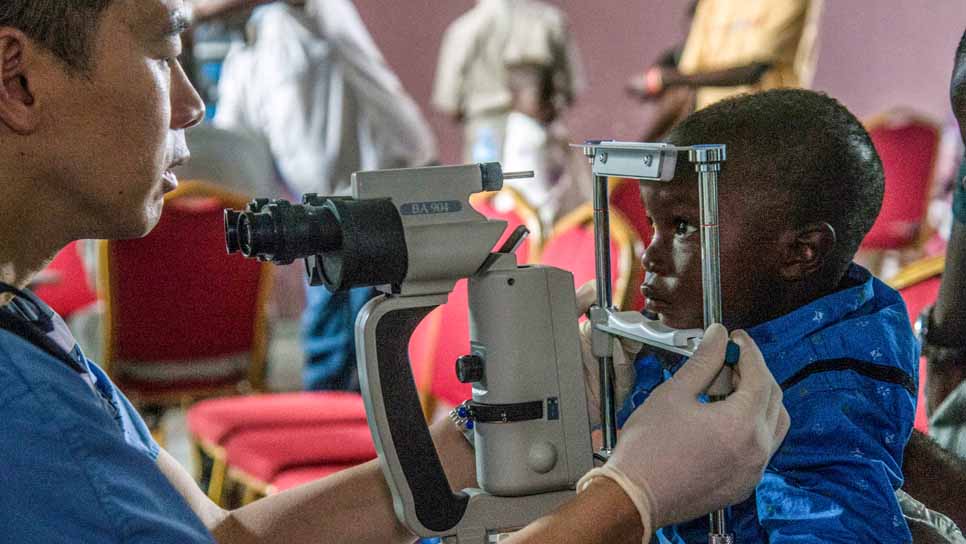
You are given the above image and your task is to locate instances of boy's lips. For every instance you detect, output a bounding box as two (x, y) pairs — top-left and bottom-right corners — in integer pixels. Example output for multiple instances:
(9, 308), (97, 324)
(641, 284), (673, 313)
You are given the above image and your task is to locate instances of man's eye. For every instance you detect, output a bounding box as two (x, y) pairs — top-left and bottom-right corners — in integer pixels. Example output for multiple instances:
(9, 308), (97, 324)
(674, 219), (698, 236)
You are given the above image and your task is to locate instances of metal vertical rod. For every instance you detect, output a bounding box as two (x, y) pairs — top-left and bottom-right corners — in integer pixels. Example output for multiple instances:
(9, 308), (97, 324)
(692, 147), (733, 544)
(591, 172), (618, 453)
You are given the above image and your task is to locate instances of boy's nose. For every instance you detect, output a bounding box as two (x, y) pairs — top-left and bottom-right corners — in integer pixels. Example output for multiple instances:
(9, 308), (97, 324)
(641, 236), (669, 275)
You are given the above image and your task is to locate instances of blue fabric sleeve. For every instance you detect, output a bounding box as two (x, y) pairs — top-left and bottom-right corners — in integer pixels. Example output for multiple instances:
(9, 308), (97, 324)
(86, 360), (160, 460)
(757, 384), (913, 543)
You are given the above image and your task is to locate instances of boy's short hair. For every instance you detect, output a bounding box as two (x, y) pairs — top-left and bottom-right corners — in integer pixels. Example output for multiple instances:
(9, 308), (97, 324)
(0, 0), (114, 75)
(666, 89), (884, 278)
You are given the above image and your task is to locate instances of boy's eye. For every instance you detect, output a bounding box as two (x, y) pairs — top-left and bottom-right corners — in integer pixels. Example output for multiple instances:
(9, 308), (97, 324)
(674, 218), (698, 237)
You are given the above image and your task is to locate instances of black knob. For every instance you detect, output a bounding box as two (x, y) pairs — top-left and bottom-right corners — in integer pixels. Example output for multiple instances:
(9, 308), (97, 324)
(456, 354), (485, 383)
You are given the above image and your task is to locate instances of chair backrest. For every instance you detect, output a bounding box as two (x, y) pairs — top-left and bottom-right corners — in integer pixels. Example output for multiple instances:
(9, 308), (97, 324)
(409, 187), (545, 414)
(862, 112), (941, 250)
(469, 186), (543, 263)
(888, 254), (945, 433)
(540, 203), (645, 312)
(98, 181), (273, 403)
(33, 241), (98, 319)
(609, 177), (653, 247)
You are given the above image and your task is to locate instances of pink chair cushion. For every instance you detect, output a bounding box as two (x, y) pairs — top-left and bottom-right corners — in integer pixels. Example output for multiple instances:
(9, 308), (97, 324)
(425, 279), (474, 408)
(33, 241), (98, 319)
(862, 121), (939, 249)
(898, 275), (942, 433)
(271, 464), (358, 492)
(610, 179), (653, 246)
(225, 423), (376, 482)
(187, 391), (366, 445)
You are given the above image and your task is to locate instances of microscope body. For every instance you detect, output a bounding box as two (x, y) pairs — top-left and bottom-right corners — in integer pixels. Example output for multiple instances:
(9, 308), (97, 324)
(467, 254), (592, 497)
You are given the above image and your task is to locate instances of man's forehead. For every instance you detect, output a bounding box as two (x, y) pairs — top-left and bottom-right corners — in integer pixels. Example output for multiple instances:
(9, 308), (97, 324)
(122, 0), (188, 35)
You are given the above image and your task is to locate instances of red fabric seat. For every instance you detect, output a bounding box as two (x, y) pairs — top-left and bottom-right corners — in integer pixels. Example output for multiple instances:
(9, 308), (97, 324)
(33, 241), (98, 319)
(188, 391), (367, 446)
(225, 423), (375, 483)
(890, 255), (945, 433)
(861, 113), (940, 250)
(270, 464), (357, 492)
(540, 204), (644, 311)
(609, 178), (653, 247)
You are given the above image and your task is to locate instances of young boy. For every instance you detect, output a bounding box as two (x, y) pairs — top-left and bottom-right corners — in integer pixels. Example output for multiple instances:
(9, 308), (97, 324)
(619, 89), (919, 542)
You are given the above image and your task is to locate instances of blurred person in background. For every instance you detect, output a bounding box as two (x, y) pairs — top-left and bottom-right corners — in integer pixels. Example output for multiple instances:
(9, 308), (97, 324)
(432, 0), (584, 163)
(194, 0), (437, 391)
(628, 0), (822, 113)
(500, 61), (590, 231)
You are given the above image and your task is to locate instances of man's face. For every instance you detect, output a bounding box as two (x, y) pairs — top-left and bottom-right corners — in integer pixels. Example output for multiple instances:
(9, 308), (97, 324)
(638, 180), (784, 330)
(40, 0), (204, 239)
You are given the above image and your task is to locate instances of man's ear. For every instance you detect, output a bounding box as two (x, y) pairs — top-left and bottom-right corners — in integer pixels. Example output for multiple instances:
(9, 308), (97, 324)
(0, 30), (39, 135)
(778, 222), (837, 281)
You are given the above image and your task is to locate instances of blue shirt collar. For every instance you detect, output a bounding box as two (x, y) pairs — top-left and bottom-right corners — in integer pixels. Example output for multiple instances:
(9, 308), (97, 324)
(745, 264), (879, 383)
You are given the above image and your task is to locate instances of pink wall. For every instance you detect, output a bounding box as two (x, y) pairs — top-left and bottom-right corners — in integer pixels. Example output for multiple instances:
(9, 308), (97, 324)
(353, 1), (966, 164)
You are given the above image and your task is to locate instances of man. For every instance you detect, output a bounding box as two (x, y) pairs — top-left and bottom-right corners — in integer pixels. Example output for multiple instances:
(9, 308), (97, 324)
(432, 0), (583, 162)
(628, 0), (823, 112)
(0, 1), (788, 542)
(898, 29), (966, 540)
(202, 0), (438, 391)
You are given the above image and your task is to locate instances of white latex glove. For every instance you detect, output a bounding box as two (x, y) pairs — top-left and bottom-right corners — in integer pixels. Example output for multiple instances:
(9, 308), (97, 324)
(575, 281), (642, 427)
(578, 324), (790, 539)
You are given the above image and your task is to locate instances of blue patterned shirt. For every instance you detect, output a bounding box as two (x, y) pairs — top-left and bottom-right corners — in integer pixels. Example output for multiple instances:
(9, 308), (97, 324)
(619, 264), (918, 543)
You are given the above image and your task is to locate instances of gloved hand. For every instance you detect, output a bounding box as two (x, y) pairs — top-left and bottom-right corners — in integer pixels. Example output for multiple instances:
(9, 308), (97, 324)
(578, 324), (790, 539)
(575, 281), (642, 427)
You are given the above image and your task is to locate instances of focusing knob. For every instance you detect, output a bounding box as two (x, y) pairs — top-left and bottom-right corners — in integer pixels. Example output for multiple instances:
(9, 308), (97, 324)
(456, 354), (484, 383)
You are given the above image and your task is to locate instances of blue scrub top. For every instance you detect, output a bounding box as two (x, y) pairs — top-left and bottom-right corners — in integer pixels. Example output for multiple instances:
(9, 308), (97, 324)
(0, 298), (214, 542)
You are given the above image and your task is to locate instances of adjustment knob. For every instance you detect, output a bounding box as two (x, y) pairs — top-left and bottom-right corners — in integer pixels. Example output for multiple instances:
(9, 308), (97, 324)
(455, 354), (484, 383)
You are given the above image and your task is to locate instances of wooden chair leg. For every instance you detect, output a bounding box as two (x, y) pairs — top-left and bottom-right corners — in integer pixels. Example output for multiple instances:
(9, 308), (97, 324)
(207, 455), (228, 506)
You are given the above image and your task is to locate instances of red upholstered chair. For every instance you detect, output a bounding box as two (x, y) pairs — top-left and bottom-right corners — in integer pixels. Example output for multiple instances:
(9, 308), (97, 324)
(97, 181), (272, 429)
(187, 390), (368, 502)
(224, 422), (376, 504)
(268, 464), (357, 494)
(861, 112), (940, 252)
(888, 254), (945, 433)
(540, 203), (645, 312)
(609, 177), (653, 248)
(469, 186), (544, 261)
(32, 241), (98, 319)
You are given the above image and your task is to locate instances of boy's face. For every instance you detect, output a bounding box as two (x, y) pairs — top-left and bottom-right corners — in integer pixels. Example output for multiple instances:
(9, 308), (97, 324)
(639, 180), (785, 330)
(38, 0), (204, 240)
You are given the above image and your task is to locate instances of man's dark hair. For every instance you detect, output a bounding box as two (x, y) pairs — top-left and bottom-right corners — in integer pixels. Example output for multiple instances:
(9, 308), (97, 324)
(0, 0), (114, 75)
(953, 29), (966, 110)
(666, 89), (885, 279)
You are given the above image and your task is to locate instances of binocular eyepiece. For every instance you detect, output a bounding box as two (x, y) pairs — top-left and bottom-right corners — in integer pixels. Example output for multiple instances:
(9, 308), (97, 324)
(224, 194), (408, 291)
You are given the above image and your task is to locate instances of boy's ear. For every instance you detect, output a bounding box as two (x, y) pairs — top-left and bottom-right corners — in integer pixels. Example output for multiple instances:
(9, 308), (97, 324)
(0, 30), (39, 135)
(778, 222), (837, 281)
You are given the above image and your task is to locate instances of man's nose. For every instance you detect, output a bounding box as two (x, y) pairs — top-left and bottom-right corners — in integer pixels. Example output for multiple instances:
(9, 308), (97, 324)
(171, 60), (205, 130)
